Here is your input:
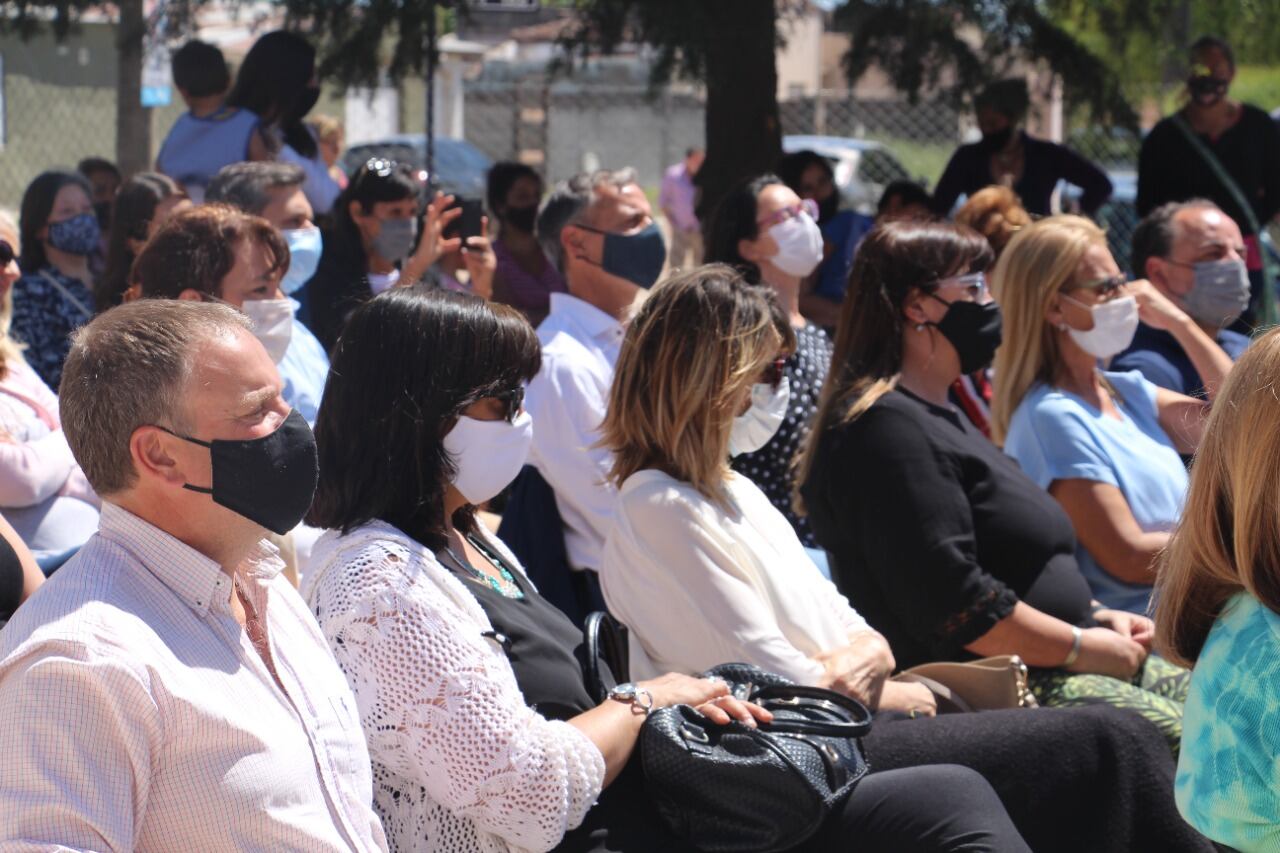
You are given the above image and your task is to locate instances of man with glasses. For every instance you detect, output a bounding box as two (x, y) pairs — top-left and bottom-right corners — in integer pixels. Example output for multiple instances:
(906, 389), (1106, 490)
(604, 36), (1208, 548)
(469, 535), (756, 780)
(1113, 200), (1245, 398)
(502, 168), (665, 624)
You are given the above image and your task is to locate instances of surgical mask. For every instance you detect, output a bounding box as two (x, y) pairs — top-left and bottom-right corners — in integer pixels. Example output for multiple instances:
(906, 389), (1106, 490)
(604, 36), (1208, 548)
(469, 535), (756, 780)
(926, 296), (1003, 374)
(1180, 257), (1250, 328)
(242, 298), (294, 364)
(160, 409), (318, 535)
(769, 214), (824, 277)
(502, 204), (538, 233)
(579, 221), (667, 289)
(729, 377), (790, 458)
(1063, 294), (1139, 359)
(280, 226), (322, 295)
(46, 212), (101, 256)
(371, 217), (417, 263)
(444, 410), (534, 505)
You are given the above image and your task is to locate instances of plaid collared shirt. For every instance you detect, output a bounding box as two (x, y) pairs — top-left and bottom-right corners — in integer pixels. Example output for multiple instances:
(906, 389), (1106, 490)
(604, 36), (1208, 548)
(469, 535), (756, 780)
(0, 502), (388, 852)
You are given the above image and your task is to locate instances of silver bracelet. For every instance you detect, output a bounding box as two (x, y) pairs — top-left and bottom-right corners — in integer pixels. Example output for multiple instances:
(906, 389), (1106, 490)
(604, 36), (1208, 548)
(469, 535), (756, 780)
(1062, 626), (1083, 668)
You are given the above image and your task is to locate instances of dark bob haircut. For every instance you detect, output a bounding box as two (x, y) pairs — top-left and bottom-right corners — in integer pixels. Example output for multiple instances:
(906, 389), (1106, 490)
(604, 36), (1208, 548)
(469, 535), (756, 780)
(308, 286), (542, 549)
(97, 172), (186, 312)
(19, 170), (93, 273)
(133, 204), (288, 300)
(486, 161), (542, 216)
(705, 173), (786, 285)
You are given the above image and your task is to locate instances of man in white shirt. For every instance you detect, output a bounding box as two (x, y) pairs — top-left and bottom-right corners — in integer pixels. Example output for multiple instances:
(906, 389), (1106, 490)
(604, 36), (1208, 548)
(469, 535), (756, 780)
(523, 168), (666, 607)
(0, 300), (387, 851)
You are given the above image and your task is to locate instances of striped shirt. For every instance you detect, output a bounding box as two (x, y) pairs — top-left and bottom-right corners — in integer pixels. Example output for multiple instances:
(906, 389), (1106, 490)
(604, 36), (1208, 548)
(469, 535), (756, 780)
(0, 502), (388, 852)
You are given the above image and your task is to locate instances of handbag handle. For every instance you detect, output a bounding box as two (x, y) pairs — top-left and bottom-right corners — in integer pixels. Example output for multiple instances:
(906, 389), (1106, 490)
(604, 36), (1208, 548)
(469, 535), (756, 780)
(749, 685), (873, 739)
(583, 611), (630, 705)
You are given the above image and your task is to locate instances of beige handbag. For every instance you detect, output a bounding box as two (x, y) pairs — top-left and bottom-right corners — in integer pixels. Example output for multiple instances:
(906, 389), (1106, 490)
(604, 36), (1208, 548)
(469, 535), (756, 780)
(892, 655), (1038, 714)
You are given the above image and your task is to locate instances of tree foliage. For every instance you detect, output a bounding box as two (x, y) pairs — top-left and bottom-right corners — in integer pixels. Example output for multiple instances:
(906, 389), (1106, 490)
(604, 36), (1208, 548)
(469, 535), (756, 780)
(835, 0), (1139, 128)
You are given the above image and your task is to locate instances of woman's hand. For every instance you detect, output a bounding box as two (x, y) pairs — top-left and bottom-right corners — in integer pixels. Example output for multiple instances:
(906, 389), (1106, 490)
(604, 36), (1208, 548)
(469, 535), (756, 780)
(1128, 279), (1191, 332)
(694, 695), (774, 728)
(639, 672), (730, 710)
(402, 192), (462, 284)
(1093, 608), (1155, 651)
(462, 216), (497, 300)
(878, 680), (938, 718)
(811, 631), (895, 708)
(1069, 626), (1147, 680)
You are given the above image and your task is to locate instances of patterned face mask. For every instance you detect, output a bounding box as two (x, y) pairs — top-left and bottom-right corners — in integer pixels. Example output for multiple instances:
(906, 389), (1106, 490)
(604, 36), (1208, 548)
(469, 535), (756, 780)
(46, 212), (101, 256)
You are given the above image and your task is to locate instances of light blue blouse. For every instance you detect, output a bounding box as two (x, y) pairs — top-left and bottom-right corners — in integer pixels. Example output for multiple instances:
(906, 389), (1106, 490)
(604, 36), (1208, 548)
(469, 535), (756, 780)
(1003, 370), (1188, 613)
(279, 303), (330, 426)
(1177, 593), (1280, 852)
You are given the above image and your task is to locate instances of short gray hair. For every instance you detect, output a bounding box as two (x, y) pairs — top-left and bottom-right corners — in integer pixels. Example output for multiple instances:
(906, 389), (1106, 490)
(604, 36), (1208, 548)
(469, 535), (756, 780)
(206, 161), (306, 216)
(537, 167), (638, 275)
(59, 300), (251, 496)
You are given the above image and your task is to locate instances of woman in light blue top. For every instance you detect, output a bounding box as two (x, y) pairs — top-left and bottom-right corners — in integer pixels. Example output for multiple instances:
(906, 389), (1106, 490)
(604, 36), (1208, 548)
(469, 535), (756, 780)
(991, 216), (1224, 614)
(1154, 326), (1280, 852)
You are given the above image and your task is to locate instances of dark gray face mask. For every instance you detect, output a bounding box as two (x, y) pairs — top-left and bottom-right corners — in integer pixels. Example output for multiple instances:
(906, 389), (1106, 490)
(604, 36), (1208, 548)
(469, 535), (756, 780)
(371, 217), (418, 263)
(1180, 257), (1251, 328)
(160, 409), (318, 535)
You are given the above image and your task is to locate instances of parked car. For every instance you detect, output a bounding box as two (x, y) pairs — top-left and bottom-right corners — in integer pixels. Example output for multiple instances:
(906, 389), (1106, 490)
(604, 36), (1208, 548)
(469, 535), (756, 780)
(341, 135), (493, 200)
(782, 134), (914, 215)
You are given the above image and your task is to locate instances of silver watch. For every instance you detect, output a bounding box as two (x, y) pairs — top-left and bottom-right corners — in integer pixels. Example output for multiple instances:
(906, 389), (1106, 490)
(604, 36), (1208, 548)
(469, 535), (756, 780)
(608, 682), (654, 715)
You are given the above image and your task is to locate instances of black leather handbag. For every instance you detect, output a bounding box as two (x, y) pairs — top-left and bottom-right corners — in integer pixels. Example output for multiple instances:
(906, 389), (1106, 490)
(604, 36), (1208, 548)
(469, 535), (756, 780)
(639, 662), (873, 853)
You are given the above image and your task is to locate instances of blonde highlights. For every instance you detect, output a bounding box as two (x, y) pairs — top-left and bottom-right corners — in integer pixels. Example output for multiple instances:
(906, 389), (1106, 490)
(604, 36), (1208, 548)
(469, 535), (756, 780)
(1155, 327), (1280, 666)
(989, 215), (1107, 445)
(602, 264), (791, 504)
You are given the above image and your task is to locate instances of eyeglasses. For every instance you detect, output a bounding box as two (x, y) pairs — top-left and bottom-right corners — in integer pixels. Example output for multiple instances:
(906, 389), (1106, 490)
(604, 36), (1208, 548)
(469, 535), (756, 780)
(494, 385), (526, 424)
(1069, 274), (1127, 299)
(757, 199), (819, 230)
(762, 357), (787, 388)
(0, 241), (13, 266)
(931, 271), (988, 302)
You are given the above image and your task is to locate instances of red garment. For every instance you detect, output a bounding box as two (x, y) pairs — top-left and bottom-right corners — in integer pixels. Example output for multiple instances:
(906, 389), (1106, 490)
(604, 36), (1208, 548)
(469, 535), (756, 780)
(950, 369), (994, 437)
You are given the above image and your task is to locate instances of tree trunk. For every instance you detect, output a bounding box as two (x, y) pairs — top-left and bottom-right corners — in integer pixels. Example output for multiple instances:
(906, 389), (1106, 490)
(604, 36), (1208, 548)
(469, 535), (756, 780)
(696, 0), (781, 227)
(115, 0), (151, 179)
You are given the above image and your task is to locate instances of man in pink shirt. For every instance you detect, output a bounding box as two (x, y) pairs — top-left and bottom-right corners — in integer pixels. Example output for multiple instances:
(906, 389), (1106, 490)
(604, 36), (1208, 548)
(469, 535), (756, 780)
(659, 147), (705, 270)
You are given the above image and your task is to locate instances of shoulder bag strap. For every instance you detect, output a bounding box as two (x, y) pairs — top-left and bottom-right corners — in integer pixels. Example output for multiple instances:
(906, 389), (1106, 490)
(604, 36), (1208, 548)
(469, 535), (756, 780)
(38, 270), (93, 321)
(1171, 113), (1277, 327)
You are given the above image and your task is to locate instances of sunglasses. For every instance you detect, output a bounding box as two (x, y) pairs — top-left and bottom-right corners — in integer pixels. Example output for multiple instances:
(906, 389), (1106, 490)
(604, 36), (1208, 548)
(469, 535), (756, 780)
(757, 199), (819, 230)
(0, 240), (13, 266)
(1071, 274), (1127, 299)
(762, 357), (787, 389)
(494, 385), (526, 424)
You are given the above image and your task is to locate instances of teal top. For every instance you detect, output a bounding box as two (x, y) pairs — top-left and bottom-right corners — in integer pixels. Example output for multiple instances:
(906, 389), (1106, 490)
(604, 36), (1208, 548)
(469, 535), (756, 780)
(1177, 592), (1280, 851)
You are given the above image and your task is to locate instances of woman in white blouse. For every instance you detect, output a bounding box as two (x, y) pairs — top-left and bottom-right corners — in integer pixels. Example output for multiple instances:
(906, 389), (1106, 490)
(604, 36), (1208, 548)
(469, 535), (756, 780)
(598, 264), (1218, 853)
(302, 284), (1029, 853)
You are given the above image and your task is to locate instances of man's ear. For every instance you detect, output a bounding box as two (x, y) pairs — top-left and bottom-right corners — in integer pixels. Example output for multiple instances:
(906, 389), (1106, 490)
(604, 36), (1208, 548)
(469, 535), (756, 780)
(129, 425), (187, 487)
(561, 223), (586, 262)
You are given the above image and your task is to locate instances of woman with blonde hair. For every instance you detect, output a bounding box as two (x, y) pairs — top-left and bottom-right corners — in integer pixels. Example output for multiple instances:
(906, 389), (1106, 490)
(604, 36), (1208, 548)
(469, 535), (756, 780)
(1155, 327), (1280, 851)
(601, 262), (1215, 852)
(797, 220), (1193, 754)
(991, 215), (1227, 615)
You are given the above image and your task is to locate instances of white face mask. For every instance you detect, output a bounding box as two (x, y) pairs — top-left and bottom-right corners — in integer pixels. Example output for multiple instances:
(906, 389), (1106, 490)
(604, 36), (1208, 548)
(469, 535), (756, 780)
(729, 377), (790, 458)
(768, 214), (824, 278)
(242, 297), (294, 364)
(1063, 294), (1139, 360)
(443, 410), (534, 505)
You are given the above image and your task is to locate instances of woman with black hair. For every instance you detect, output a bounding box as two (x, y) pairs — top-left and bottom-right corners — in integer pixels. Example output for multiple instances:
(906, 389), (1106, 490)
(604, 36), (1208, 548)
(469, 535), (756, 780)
(228, 30), (340, 215)
(488, 161), (566, 325)
(95, 173), (190, 312)
(305, 159), (460, 350)
(10, 170), (98, 389)
(706, 174), (831, 571)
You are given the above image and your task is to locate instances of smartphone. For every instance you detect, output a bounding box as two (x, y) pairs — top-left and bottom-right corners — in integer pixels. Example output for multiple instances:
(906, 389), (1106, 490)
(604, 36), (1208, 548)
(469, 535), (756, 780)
(444, 198), (485, 241)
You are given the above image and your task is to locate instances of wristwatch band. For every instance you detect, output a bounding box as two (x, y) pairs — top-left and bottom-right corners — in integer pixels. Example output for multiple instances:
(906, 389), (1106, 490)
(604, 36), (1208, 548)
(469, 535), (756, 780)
(608, 682), (654, 715)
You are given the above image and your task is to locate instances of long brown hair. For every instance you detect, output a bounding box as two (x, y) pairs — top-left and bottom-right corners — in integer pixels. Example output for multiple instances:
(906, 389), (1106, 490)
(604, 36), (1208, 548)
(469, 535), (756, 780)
(1154, 327), (1280, 666)
(794, 221), (992, 507)
(601, 264), (792, 505)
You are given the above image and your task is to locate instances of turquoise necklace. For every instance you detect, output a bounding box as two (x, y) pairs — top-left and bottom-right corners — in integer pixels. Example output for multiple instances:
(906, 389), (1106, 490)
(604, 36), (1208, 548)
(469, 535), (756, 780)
(444, 535), (524, 600)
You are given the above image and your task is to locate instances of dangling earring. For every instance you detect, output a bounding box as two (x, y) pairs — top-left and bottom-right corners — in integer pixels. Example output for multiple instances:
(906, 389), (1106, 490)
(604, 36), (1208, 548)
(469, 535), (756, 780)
(1056, 321), (1068, 332)
(915, 323), (926, 332)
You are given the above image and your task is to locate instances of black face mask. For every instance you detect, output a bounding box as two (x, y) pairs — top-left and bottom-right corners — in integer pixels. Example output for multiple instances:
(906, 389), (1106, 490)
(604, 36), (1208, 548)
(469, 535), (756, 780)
(926, 295), (1003, 374)
(577, 221), (667, 289)
(1187, 76), (1229, 106)
(161, 409), (318, 535)
(503, 204), (538, 234)
(978, 126), (1015, 154)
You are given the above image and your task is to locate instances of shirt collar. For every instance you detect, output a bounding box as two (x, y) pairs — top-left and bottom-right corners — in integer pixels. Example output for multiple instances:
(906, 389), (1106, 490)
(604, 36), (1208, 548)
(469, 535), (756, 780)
(97, 502), (284, 616)
(548, 292), (625, 343)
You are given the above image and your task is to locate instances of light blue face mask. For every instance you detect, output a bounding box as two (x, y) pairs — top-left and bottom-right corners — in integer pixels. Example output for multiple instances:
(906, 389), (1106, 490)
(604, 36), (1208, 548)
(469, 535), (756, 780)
(280, 226), (323, 295)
